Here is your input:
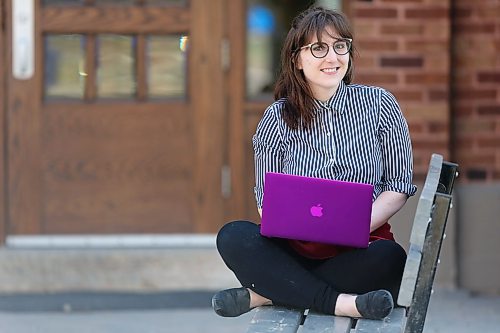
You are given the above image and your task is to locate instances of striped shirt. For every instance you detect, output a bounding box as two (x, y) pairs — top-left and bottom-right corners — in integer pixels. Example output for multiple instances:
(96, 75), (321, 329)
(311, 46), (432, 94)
(253, 81), (417, 209)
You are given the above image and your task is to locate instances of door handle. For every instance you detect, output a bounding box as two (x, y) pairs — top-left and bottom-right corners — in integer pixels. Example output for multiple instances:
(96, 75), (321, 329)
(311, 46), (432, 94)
(13, 0), (35, 80)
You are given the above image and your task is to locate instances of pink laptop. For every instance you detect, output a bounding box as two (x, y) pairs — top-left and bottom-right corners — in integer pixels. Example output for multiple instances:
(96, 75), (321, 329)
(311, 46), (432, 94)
(260, 172), (373, 248)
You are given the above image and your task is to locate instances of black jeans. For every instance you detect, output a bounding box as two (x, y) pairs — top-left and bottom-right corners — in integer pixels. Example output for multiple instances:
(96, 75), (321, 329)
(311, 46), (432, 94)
(216, 220), (407, 315)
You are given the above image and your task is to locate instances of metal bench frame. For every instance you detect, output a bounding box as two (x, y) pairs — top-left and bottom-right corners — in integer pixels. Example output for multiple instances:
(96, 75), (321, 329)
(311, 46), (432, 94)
(246, 154), (459, 333)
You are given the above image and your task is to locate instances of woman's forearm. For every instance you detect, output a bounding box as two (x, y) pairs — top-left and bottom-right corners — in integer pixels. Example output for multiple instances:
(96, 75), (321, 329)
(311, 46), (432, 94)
(370, 191), (408, 232)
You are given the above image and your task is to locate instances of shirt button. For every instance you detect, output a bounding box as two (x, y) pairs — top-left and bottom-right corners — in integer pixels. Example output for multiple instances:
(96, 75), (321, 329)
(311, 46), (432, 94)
(330, 159), (334, 163)
(326, 132), (331, 136)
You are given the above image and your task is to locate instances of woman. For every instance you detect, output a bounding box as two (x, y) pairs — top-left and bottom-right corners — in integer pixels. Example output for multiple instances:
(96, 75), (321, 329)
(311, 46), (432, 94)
(212, 6), (416, 320)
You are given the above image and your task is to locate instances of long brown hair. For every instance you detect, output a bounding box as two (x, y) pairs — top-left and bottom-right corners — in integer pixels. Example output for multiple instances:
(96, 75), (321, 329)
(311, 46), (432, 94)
(274, 6), (356, 130)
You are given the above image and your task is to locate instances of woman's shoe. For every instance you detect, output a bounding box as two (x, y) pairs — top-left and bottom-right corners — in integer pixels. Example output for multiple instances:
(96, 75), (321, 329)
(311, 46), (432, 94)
(355, 289), (394, 320)
(211, 287), (251, 317)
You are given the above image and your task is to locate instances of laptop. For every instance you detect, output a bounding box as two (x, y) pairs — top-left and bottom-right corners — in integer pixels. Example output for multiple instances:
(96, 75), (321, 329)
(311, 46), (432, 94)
(260, 172), (374, 248)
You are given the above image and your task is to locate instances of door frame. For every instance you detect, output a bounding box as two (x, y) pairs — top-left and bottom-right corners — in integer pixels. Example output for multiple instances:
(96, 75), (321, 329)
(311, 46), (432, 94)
(0, 0), (6, 243)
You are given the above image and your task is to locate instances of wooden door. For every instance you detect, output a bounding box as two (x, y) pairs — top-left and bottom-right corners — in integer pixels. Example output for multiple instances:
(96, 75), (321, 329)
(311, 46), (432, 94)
(5, 0), (227, 236)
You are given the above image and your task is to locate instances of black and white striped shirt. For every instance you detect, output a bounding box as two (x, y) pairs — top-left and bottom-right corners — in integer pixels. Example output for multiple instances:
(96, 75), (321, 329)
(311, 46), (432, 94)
(253, 81), (417, 209)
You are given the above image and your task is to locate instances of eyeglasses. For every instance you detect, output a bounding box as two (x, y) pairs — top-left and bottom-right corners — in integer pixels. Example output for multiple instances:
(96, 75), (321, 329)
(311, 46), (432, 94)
(297, 38), (352, 58)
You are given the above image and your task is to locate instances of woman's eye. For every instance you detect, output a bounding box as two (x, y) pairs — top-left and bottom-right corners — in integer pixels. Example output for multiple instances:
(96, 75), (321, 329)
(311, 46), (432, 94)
(335, 43), (346, 50)
(312, 44), (327, 52)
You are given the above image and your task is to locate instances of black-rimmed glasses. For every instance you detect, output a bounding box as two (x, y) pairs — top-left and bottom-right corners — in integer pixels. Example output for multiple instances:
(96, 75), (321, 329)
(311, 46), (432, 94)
(297, 38), (352, 58)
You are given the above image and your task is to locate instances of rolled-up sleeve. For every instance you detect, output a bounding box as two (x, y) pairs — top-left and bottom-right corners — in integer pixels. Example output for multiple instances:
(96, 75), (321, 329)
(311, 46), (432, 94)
(252, 105), (284, 208)
(379, 90), (417, 197)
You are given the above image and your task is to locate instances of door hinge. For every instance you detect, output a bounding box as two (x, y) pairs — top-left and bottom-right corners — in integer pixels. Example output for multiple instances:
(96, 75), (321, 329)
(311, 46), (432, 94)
(221, 165), (231, 198)
(221, 38), (230, 72)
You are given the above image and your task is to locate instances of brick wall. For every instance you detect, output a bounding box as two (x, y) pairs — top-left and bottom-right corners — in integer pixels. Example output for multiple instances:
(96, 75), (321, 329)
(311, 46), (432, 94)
(349, 0), (452, 179)
(452, 0), (500, 181)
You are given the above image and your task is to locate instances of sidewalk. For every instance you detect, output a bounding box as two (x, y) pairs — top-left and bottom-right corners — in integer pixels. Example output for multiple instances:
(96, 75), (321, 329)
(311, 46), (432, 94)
(1, 287), (500, 333)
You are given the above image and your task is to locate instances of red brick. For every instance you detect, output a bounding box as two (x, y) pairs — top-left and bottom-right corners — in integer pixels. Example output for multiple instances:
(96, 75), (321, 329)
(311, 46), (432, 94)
(405, 8), (449, 19)
(454, 106), (474, 116)
(408, 122), (425, 133)
(455, 7), (473, 18)
(477, 105), (500, 116)
(406, 40), (448, 53)
(477, 137), (500, 148)
(380, 24), (423, 35)
(406, 73), (448, 84)
(456, 89), (497, 100)
(454, 22), (495, 34)
(454, 137), (474, 150)
(429, 90), (449, 101)
(357, 40), (399, 52)
(455, 119), (496, 133)
(412, 140), (448, 150)
(393, 90), (424, 101)
(355, 8), (398, 19)
(477, 72), (500, 83)
(354, 73), (399, 85)
(381, 56), (423, 67)
(428, 121), (448, 133)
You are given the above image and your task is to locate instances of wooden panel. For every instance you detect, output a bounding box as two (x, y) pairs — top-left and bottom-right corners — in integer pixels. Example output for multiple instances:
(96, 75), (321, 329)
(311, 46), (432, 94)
(225, 0), (246, 221)
(41, 7), (190, 33)
(301, 311), (353, 333)
(41, 104), (193, 233)
(246, 306), (303, 333)
(0, 0), (5, 242)
(354, 307), (406, 333)
(6, 0), (44, 235)
(190, 0), (226, 232)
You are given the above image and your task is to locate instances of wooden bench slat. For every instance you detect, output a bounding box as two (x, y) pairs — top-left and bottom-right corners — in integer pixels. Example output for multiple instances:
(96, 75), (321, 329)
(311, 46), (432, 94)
(397, 244), (422, 306)
(409, 154), (442, 250)
(300, 311), (353, 333)
(246, 306), (303, 333)
(353, 307), (406, 333)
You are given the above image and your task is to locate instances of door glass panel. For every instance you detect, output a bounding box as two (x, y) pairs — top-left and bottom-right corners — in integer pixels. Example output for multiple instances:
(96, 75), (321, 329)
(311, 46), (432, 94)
(145, 0), (187, 5)
(44, 34), (86, 100)
(43, 0), (83, 5)
(246, 0), (341, 99)
(147, 35), (188, 99)
(96, 35), (136, 99)
(95, 0), (136, 5)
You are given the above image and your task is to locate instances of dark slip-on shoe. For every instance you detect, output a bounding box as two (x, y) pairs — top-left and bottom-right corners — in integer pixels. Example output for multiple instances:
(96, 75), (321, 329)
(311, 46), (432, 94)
(355, 289), (394, 320)
(211, 287), (251, 317)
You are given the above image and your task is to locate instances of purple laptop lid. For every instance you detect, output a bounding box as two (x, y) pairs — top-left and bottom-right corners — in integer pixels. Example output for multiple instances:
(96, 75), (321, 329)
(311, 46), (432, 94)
(260, 172), (373, 248)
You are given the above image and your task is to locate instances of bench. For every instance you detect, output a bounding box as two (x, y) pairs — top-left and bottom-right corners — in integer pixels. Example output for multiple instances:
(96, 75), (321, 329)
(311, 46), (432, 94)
(245, 153), (459, 333)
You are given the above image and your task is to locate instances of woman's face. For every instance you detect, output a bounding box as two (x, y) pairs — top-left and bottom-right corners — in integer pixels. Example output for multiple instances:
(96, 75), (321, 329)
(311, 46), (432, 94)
(296, 26), (350, 101)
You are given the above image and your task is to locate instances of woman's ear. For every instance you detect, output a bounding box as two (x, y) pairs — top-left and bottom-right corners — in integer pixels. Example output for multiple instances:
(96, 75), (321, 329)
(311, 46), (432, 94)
(295, 56), (303, 70)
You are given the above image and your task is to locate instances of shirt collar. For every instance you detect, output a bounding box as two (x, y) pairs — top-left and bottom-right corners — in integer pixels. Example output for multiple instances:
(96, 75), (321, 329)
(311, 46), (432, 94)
(313, 80), (347, 114)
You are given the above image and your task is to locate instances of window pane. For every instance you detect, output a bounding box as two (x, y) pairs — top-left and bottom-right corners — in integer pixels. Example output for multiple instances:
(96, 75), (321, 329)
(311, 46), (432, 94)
(246, 0), (310, 99)
(246, 0), (341, 99)
(97, 35), (135, 99)
(44, 34), (85, 100)
(147, 35), (188, 99)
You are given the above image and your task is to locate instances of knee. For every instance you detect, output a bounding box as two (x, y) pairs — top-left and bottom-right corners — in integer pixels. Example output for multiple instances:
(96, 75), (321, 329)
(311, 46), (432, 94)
(216, 220), (259, 255)
(372, 240), (407, 274)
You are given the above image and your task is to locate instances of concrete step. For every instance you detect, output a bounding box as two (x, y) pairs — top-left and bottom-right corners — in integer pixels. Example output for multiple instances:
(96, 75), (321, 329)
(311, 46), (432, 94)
(0, 247), (239, 293)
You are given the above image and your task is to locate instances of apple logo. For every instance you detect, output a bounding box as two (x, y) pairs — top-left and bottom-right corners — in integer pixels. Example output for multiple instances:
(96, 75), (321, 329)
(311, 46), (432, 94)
(310, 204), (323, 218)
